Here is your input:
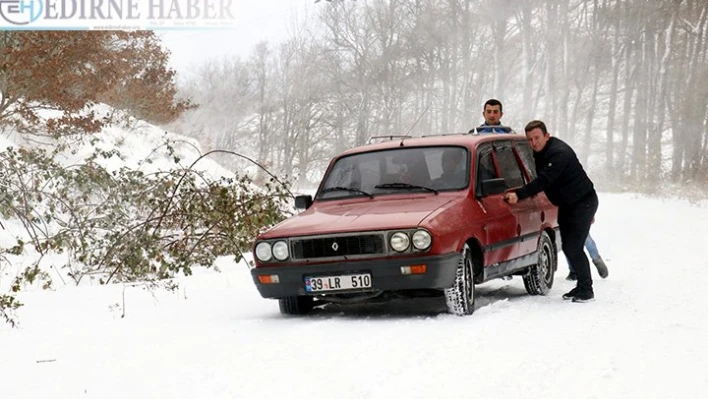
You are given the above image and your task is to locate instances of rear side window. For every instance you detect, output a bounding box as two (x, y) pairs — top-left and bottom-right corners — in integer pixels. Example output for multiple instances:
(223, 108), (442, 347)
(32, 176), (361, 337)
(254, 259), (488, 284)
(494, 142), (525, 189)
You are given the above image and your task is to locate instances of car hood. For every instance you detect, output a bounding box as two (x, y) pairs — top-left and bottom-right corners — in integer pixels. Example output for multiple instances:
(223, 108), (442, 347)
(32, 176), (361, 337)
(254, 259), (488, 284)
(260, 195), (459, 239)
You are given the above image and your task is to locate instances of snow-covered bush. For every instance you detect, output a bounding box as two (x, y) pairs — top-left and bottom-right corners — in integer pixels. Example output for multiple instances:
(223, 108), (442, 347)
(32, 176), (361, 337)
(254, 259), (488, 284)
(0, 138), (292, 326)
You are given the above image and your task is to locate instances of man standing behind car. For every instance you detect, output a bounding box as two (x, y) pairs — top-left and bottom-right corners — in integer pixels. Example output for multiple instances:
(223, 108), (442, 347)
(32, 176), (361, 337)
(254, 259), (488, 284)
(469, 99), (511, 134)
(504, 120), (599, 303)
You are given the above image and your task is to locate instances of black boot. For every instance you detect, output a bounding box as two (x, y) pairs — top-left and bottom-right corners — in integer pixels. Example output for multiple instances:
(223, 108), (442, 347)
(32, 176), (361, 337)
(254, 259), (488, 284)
(571, 290), (595, 303)
(565, 271), (577, 281)
(562, 287), (579, 300)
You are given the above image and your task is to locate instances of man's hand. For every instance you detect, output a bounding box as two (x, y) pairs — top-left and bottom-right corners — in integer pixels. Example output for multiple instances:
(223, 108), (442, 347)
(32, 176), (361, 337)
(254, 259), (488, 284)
(504, 192), (518, 204)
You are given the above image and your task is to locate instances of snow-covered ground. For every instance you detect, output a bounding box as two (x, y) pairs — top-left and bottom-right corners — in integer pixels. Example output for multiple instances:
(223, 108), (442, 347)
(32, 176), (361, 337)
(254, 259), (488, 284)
(1, 112), (707, 398)
(2, 191), (707, 399)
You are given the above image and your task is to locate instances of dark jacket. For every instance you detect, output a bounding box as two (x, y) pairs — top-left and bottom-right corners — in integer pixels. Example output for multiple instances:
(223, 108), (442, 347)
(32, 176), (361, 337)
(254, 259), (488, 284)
(515, 137), (594, 207)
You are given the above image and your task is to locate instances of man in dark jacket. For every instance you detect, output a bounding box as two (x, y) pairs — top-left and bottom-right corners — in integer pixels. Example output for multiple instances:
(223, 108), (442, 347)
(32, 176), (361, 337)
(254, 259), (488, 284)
(504, 120), (599, 303)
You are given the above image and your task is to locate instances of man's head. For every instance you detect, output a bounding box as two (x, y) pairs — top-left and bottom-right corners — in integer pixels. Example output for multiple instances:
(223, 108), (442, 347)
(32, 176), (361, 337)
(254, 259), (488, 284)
(524, 120), (551, 152)
(441, 148), (464, 174)
(483, 99), (503, 125)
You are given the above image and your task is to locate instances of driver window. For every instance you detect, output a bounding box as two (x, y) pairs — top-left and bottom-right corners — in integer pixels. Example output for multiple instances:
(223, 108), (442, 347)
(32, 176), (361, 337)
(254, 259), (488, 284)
(495, 144), (525, 189)
(475, 145), (497, 194)
(515, 141), (537, 180)
(477, 146), (497, 182)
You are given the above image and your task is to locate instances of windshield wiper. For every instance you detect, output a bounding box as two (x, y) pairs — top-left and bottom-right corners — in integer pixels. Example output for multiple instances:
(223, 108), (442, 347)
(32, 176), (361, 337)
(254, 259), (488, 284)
(374, 182), (438, 195)
(320, 186), (374, 198)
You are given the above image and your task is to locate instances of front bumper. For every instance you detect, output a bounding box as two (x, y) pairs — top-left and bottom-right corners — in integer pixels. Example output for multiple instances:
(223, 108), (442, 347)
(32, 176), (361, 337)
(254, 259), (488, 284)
(250, 253), (460, 298)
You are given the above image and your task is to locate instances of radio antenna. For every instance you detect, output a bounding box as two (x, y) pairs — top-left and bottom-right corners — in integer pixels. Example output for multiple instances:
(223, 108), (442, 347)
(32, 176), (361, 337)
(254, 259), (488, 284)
(399, 95), (437, 146)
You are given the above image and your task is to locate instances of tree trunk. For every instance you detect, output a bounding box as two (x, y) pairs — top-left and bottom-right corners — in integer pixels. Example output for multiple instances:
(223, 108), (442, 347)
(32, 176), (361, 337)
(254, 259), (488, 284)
(520, 2), (534, 123)
(493, 14), (507, 100)
(618, 44), (635, 182)
(631, 37), (648, 183)
(648, 7), (676, 183)
(558, 0), (571, 138)
(582, 62), (600, 167)
(605, 12), (621, 176)
(544, 1), (558, 129)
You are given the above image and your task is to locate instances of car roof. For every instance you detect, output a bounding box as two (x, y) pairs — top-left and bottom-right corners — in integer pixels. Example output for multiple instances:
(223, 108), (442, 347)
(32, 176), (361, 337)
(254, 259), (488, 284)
(337, 132), (527, 157)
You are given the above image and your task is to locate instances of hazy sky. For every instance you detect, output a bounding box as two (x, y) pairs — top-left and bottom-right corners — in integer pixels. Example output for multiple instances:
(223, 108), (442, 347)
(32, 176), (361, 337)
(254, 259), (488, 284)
(159, 0), (317, 76)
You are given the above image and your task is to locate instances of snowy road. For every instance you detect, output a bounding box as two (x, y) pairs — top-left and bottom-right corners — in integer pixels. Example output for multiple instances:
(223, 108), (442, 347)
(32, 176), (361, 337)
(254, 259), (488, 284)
(2, 193), (707, 399)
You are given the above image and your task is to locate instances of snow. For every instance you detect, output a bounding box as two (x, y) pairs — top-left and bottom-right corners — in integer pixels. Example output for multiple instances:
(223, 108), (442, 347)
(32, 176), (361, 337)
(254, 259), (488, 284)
(2, 193), (707, 398)
(0, 109), (237, 291)
(2, 123), (708, 398)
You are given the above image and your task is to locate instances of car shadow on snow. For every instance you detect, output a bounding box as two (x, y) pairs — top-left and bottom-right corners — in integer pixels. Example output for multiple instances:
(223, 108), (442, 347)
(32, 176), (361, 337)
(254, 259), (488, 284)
(302, 280), (531, 320)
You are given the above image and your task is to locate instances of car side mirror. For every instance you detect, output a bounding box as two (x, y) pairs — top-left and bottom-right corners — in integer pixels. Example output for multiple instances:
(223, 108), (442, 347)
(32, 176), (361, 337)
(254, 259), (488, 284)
(294, 195), (313, 210)
(478, 178), (508, 198)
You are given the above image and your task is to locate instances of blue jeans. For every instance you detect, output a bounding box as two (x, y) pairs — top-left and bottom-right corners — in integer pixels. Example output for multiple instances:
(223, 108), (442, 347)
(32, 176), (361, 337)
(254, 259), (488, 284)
(566, 233), (600, 273)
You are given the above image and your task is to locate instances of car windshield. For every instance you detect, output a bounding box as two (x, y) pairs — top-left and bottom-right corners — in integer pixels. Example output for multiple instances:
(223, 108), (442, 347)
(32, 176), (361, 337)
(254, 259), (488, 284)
(317, 146), (469, 199)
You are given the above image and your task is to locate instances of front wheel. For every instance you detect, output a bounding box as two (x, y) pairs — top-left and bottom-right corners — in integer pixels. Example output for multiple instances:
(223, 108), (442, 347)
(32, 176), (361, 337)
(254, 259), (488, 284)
(278, 296), (314, 315)
(444, 243), (476, 316)
(523, 231), (556, 295)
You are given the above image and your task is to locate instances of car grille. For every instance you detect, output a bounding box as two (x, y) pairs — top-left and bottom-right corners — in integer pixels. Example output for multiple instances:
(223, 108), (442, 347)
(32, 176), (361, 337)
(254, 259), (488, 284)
(291, 234), (385, 259)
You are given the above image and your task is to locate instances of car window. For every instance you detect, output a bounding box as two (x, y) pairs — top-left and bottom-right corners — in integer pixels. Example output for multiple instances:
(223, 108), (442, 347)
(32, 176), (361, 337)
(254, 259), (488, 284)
(427, 147), (469, 190)
(318, 146), (469, 199)
(476, 144), (497, 181)
(475, 143), (498, 194)
(494, 142), (525, 189)
(515, 140), (537, 180)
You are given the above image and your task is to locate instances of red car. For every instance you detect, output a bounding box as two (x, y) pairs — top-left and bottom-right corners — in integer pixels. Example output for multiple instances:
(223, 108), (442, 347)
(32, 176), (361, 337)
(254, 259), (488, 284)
(250, 132), (560, 316)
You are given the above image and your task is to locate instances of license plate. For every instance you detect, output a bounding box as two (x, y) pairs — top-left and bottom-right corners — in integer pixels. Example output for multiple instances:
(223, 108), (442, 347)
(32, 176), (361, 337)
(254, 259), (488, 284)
(305, 273), (372, 293)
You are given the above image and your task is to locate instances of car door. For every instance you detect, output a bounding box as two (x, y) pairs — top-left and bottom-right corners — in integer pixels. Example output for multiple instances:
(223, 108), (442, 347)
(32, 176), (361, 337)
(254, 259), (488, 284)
(514, 139), (558, 238)
(475, 142), (520, 265)
(496, 140), (542, 257)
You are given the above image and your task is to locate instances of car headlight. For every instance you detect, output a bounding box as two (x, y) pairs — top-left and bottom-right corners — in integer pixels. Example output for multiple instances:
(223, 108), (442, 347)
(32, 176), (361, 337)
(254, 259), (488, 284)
(272, 241), (289, 261)
(255, 242), (273, 262)
(412, 230), (432, 250)
(390, 232), (410, 252)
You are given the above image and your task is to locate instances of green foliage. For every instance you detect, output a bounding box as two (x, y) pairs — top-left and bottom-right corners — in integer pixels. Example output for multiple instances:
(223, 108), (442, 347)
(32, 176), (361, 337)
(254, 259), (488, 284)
(0, 294), (22, 328)
(0, 138), (292, 326)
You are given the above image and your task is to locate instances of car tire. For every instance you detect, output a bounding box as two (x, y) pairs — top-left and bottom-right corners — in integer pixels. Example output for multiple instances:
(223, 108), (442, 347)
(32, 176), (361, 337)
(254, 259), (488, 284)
(278, 296), (314, 315)
(523, 231), (556, 295)
(444, 243), (476, 316)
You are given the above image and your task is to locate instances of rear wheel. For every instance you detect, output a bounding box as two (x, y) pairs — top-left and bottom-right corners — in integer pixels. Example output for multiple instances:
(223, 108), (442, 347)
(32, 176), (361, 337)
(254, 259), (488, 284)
(278, 296), (314, 315)
(523, 231), (556, 295)
(444, 243), (476, 316)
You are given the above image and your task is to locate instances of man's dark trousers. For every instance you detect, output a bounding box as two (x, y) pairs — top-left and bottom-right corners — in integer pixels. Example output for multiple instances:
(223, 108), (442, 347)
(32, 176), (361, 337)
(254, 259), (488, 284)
(558, 191), (599, 293)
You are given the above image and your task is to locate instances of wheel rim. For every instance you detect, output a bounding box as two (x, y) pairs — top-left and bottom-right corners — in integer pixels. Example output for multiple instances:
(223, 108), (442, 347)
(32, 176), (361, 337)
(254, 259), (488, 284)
(538, 241), (552, 284)
(464, 251), (475, 304)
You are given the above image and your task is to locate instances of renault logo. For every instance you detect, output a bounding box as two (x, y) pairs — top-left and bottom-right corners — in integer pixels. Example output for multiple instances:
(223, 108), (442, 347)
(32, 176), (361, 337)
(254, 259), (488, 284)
(332, 242), (339, 251)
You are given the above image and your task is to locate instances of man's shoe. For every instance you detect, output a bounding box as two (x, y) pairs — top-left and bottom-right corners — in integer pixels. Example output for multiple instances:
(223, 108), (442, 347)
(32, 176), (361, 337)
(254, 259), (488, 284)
(571, 291), (595, 303)
(562, 287), (579, 300)
(565, 271), (577, 281)
(593, 257), (609, 278)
